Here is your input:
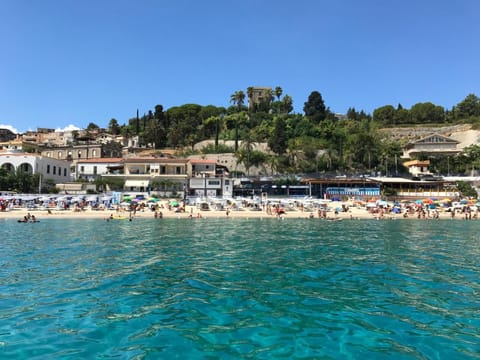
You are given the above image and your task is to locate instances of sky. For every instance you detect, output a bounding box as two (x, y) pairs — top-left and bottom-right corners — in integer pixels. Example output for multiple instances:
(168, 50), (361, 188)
(1, 0), (479, 134)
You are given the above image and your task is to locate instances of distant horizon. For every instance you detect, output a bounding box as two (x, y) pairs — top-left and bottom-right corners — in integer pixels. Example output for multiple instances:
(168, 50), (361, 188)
(1, 1), (479, 133)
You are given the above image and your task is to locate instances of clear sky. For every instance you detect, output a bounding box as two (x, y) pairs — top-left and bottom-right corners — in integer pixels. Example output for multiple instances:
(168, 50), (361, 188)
(1, 0), (479, 133)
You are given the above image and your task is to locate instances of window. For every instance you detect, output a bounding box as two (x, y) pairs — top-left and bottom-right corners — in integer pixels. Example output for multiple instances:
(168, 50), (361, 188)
(78, 151), (82, 159)
(53, 166), (56, 175)
(160, 166), (166, 174)
(58, 151), (62, 158)
(47, 165), (50, 174)
(80, 166), (85, 172)
(64, 168), (67, 176)
(176, 167), (182, 174)
(208, 180), (220, 186)
(93, 166), (97, 175)
(92, 150), (97, 157)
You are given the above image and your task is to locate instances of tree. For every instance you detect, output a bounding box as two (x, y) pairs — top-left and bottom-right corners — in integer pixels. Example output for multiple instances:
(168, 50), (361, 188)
(373, 105), (396, 125)
(268, 117), (288, 155)
(86, 122), (100, 131)
(456, 180), (477, 198)
(303, 91), (327, 123)
(108, 118), (120, 135)
(274, 86), (283, 100)
(410, 102), (445, 124)
(230, 91), (246, 112)
(282, 94), (293, 114)
(454, 94), (480, 119)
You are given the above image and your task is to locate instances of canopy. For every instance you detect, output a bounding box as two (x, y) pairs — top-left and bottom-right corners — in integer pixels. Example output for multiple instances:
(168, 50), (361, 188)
(125, 180), (149, 187)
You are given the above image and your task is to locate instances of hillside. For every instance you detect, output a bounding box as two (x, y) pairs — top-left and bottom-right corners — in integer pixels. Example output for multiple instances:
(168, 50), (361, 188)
(380, 124), (480, 150)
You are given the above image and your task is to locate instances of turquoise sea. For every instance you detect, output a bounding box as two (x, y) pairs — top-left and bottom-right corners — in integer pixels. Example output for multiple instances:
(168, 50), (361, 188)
(1, 218), (479, 359)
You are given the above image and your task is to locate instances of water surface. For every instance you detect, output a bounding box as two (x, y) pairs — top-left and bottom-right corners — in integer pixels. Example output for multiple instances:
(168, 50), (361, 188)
(1, 218), (479, 359)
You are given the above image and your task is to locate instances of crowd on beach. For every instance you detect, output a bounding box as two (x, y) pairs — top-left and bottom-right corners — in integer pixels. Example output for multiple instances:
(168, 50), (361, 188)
(1, 193), (480, 221)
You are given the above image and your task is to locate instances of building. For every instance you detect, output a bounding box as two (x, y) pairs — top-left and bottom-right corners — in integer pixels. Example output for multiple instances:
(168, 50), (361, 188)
(187, 159), (232, 198)
(403, 160), (431, 176)
(0, 128), (17, 142)
(101, 157), (189, 194)
(247, 87), (272, 110)
(75, 158), (124, 181)
(402, 133), (460, 159)
(0, 153), (72, 185)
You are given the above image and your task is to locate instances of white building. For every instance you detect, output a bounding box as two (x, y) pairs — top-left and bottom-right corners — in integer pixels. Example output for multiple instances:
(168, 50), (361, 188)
(75, 157), (124, 181)
(0, 153), (72, 184)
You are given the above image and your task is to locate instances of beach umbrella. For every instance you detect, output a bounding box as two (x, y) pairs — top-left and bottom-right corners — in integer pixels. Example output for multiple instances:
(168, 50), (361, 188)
(123, 195), (132, 201)
(169, 200), (179, 207)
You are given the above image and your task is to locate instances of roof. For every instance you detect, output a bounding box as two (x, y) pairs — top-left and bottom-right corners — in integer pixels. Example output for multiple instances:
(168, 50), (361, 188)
(410, 133), (459, 145)
(76, 157), (123, 164)
(123, 157), (188, 164)
(403, 160), (430, 167)
(189, 159), (217, 164)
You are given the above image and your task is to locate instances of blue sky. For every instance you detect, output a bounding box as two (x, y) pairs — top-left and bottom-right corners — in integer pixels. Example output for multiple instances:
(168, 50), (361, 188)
(1, 0), (479, 133)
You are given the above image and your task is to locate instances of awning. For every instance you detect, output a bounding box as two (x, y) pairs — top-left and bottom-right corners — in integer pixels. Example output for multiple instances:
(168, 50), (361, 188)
(125, 180), (150, 187)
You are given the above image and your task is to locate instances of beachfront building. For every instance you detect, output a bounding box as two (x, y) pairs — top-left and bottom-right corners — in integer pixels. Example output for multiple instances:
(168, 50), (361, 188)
(403, 159), (431, 176)
(402, 133), (460, 159)
(302, 175), (458, 201)
(74, 157), (124, 182)
(301, 177), (381, 200)
(187, 159), (232, 198)
(0, 152), (72, 184)
(371, 176), (458, 199)
(100, 157), (189, 195)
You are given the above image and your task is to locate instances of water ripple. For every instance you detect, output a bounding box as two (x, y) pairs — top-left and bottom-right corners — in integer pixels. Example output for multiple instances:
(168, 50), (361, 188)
(1, 218), (479, 358)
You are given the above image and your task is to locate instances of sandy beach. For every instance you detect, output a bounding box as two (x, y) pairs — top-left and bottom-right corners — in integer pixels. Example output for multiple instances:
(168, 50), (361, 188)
(0, 201), (470, 221)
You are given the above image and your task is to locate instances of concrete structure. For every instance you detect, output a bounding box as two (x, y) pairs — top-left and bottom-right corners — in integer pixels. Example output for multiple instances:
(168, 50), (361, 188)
(248, 87), (272, 110)
(187, 159), (232, 198)
(402, 133), (460, 159)
(403, 160), (431, 176)
(0, 128), (16, 142)
(0, 153), (72, 184)
(102, 157), (189, 194)
(75, 157), (124, 181)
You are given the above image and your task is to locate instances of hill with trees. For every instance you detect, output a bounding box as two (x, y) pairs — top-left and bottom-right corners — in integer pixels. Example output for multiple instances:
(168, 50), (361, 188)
(98, 90), (480, 177)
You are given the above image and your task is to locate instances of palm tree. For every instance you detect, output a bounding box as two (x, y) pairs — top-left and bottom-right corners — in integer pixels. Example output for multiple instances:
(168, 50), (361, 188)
(282, 94), (293, 114)
(274, 86), (283, 100)
(230, 91), (245, 112)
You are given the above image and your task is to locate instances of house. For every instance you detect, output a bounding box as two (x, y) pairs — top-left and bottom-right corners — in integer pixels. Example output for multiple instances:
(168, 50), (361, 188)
(0, 152), (72, 184)
(403, 160), (431, 177)
(187, 159), (232, 198)
(74, 157), (124, 181)
(402, 133), (460, 159)
(101, 157), (189, 194)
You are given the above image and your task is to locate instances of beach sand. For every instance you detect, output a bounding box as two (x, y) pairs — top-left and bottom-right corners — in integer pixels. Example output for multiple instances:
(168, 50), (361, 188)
(0, 202), (466, 221)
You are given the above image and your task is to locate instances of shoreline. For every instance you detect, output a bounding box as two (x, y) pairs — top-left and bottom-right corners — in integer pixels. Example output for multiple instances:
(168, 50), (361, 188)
(0, 205), (471, 221)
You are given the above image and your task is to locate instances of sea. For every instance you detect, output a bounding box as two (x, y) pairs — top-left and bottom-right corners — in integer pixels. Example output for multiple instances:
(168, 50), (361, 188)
(1, 217), (479, 359)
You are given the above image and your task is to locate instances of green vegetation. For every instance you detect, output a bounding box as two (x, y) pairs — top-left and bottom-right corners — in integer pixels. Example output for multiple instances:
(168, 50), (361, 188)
(95, 91), (480, 176)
